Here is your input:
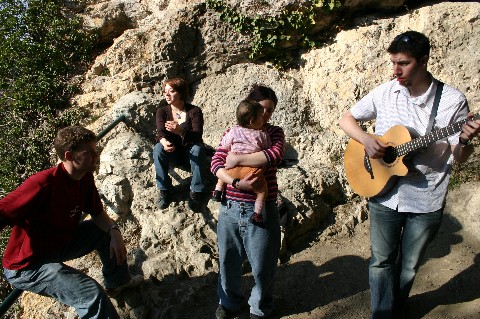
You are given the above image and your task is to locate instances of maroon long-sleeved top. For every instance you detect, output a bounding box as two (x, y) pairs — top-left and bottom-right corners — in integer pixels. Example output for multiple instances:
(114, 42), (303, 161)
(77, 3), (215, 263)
(156, 103), (204, 148)
(0, 163), (103, 270)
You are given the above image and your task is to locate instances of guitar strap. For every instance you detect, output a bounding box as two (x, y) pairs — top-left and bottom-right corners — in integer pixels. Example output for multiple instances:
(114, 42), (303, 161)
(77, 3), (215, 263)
(404, 81), (444, 168)
(425, 81), (444, 134)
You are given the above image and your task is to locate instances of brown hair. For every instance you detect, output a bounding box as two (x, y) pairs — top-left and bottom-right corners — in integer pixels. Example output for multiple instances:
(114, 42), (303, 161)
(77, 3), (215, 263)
(246, 84), (278, 107)
(164, 77), (189, 101)
(236, 99), (263, 128)
(387, 31), (430, 61)
(54, 126), (96, 161)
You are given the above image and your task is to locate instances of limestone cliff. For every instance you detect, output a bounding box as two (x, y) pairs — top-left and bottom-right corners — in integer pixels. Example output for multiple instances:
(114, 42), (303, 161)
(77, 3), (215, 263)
(17, 1), (480, 318)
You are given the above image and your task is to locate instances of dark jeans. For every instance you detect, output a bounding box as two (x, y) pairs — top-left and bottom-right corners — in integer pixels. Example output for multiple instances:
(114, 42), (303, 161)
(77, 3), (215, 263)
(217, 200), (281, 317)
(153, 142), (208, 192)
(4, 220), (131, 319)
(368, 201), (443, 319)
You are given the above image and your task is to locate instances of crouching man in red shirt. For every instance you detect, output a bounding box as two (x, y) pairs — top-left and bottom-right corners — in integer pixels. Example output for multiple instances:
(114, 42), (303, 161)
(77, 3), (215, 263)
(0, 126), (131, 319)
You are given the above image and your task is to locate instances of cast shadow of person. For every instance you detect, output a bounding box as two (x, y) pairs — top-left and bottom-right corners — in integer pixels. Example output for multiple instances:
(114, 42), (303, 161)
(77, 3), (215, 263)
(271, 255), (370, 318)
(406, 213), (479, 318)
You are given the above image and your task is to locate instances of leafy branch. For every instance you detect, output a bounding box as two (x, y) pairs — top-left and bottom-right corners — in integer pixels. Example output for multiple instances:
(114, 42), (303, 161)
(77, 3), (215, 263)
(206, 0), (342, 67)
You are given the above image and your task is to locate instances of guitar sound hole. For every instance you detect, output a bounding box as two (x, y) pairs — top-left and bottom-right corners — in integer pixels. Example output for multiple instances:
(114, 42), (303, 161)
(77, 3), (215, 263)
(383, 146), (397, 164)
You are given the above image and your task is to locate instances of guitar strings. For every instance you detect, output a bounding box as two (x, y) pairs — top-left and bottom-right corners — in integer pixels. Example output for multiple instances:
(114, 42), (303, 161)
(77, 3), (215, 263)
(399, 113), (479, 155)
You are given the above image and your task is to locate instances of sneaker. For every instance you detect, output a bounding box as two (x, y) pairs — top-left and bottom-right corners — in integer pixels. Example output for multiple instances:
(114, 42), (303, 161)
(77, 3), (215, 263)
(212, 189), (224, 202)
(156, 190), (171, 209)
(188, 191), (205, 212)
(106, 275), (144, 298)
(215, 305), (238, 319)
(250, 314), (265, 319)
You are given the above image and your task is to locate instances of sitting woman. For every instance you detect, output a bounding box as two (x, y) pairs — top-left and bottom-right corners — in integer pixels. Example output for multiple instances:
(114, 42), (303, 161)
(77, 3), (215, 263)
(153, 77), (208, 211)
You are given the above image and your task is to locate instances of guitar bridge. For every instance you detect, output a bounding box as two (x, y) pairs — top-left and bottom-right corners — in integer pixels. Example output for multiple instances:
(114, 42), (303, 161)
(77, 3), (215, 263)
(364, 150), (374, 179)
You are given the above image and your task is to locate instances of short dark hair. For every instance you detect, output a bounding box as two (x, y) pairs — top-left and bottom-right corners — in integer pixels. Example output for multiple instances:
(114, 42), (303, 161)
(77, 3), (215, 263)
(54, 126), (96, 161)
(387, 31), (430, 61)
(236, 99), (263, 128)
(164, 77), (189, 101)
(246, 84), (278, 107)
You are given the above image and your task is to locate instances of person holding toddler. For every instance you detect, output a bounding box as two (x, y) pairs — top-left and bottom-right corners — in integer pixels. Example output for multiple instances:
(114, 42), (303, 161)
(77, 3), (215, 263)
(212, 99), (271, 225)
(211, 84), (285, 319)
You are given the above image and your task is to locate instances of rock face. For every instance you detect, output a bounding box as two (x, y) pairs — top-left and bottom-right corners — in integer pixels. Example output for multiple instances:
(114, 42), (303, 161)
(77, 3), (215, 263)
(17, 1), (480, 318)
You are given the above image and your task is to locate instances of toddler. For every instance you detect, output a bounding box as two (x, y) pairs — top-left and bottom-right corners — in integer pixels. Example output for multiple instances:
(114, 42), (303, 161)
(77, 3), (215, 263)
(213, 99), (271, 225)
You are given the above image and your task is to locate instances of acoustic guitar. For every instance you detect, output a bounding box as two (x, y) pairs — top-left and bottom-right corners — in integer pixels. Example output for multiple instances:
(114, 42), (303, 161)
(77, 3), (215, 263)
(344, 113), (480, 197)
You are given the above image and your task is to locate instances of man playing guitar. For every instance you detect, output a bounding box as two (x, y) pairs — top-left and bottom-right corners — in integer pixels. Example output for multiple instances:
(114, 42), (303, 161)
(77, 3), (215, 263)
(339, 31), (480, 319)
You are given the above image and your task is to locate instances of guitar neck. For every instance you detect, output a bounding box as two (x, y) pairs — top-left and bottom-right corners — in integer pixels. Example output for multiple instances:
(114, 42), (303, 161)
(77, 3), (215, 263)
(396, 113), (479, 156)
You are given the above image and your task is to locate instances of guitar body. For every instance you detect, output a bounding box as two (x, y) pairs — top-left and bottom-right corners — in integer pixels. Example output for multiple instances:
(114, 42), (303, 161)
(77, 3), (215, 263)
(344, 125), (412, 197)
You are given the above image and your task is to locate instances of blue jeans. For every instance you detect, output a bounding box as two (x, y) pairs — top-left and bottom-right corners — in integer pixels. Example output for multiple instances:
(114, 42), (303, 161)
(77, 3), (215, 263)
(4, 220), (131, 319)
(217, 200), (281, 317)
(153, 142), (208, 192)
(368, 201), (443, 319)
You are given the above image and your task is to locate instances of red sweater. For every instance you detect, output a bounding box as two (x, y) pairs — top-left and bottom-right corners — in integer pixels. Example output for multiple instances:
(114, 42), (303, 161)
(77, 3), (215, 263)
(0, 163), (103, 270)
(211, 123), (285, 202)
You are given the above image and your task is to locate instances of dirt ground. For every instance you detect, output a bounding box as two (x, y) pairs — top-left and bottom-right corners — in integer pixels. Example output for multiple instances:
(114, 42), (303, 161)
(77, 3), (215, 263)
(177, 209), (480, 319)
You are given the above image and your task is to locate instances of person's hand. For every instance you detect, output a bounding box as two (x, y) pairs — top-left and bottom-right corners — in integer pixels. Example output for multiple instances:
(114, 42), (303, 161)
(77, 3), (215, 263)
(363, 136), (387, 159)
(161, 139), (175, 152)
(237, 173), (264, 192)
(165, 120), (183, 135)
(459, 112), (480, 142)
(109, 230), (127, 265)
(225, 153), (240, 169)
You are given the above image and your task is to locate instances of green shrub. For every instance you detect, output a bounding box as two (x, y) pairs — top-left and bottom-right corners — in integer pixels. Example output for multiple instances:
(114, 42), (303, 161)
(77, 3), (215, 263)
(206, 0), (342, 68)
(0, 0), (96, 192)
